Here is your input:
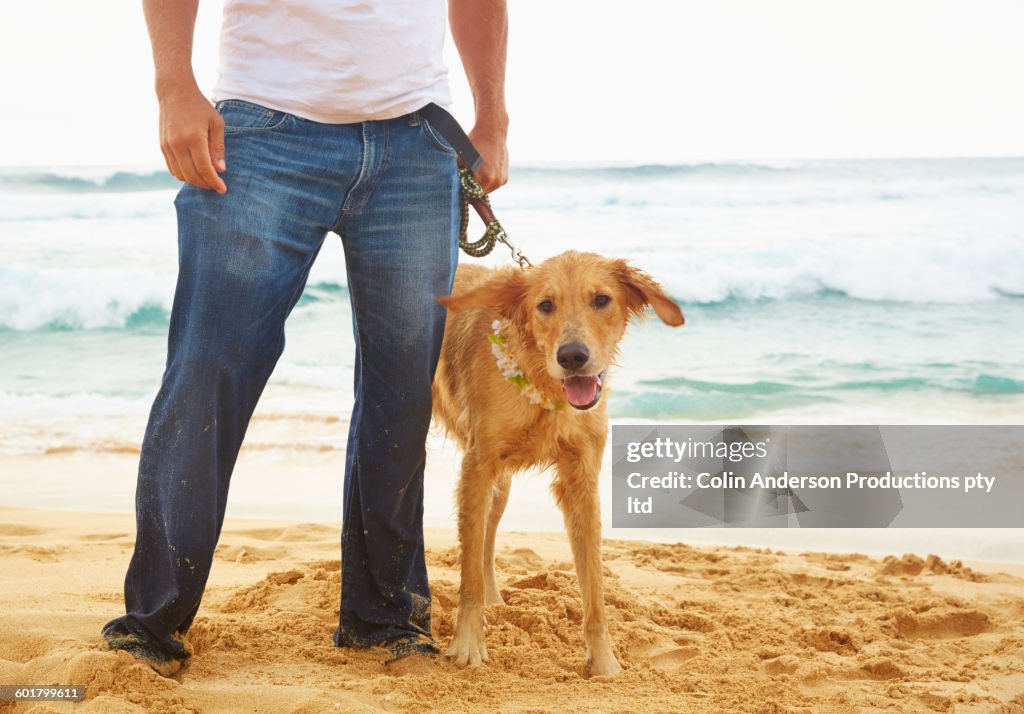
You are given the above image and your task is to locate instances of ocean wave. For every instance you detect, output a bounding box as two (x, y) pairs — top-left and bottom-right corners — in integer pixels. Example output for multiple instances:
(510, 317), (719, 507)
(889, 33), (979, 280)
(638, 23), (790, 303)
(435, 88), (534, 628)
(972, 374), (1024, 395)
(532, 156), (1003, 185)
(622, 236), (1024, 305)
(0, 390), (151, 419)
(0, 188), (175, 222)
(4, 158), (1022, 194)
(512, 161), (798, 182)
(613, 372), (1024, 419)
(635, 374), (1024, 396)
(0, 267), (354, 332)
(0, 163), (794, 195)
(0, 266), (174, 331)
(635, 377), (797, 394)
(0, 169), (180, 194)
(594, 182), (1013, 209)
(3, 241), (1022, 333)
(3, 160), (1022, 232)
(609, 387), (828, 421)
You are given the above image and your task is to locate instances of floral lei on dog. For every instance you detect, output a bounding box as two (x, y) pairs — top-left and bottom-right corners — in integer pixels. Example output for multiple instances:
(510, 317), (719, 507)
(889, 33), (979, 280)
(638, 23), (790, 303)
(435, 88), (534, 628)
(488, 320), (564, 411)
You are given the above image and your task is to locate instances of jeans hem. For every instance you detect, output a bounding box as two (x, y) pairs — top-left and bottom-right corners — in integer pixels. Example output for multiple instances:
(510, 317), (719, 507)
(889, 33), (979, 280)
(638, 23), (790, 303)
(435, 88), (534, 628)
(382, 641), (441, 663)
(333, 628), (440, 661)
(102, 619), (189, 676)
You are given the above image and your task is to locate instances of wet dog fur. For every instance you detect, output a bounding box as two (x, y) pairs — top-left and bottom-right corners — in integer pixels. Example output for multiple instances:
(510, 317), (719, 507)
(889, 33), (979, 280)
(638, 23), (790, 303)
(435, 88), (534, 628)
(433, 250), (684, 677)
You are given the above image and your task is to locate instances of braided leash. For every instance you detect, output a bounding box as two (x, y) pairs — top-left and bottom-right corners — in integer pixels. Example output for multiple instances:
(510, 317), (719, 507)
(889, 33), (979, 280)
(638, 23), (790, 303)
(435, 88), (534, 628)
(458, 168), (532, 268)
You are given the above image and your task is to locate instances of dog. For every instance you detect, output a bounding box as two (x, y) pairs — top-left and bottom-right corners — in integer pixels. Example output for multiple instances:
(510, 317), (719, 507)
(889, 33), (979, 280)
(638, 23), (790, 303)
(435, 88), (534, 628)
(433, 250), (684, 677)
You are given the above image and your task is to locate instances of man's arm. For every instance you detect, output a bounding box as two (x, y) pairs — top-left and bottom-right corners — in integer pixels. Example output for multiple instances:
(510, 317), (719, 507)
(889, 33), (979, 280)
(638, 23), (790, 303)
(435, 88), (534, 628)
(448, 0), (509, 193)
(143, 0), (226, 194)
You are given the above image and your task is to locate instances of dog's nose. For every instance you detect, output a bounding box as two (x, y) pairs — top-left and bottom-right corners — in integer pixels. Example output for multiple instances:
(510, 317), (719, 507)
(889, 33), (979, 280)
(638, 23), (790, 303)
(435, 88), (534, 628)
(557, 342), (590, 371)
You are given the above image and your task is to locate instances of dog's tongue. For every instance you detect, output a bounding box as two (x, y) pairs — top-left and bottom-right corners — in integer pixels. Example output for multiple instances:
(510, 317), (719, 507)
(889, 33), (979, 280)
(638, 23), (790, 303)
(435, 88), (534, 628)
(562, 375), (599, 407)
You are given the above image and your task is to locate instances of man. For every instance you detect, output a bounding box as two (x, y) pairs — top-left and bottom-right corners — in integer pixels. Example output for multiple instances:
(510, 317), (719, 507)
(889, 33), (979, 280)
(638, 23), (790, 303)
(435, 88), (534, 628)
(102, 0), (508, 677)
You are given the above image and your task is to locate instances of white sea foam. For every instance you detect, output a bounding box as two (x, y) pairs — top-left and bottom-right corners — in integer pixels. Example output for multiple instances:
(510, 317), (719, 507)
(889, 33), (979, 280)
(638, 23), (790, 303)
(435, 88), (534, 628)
(2, 158), (1021, 332)
(0, 189), (174, 222)
(0, 390), (151, 420)
(0, 266), (175, 331)
(2, 232), (1020, 332)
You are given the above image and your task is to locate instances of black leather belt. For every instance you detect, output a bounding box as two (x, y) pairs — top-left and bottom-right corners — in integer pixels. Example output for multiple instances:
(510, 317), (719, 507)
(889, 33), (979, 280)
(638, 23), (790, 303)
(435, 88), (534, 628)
(415, 102), (483, 174)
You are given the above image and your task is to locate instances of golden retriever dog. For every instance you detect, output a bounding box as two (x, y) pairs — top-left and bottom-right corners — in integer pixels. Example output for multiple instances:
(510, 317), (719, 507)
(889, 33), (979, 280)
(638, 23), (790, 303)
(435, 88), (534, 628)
(433, 250), (684, 677)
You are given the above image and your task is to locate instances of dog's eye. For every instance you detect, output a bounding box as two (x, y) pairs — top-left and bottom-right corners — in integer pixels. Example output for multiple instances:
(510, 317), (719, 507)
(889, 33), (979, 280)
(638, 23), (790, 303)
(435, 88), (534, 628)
(593, 294), (611, 308)
(537, 300), (554, 314)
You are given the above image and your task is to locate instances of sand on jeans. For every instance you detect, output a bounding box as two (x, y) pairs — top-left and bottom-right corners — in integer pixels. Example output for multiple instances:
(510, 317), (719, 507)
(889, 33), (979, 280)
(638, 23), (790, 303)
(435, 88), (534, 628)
(0, 505), (1023, 713)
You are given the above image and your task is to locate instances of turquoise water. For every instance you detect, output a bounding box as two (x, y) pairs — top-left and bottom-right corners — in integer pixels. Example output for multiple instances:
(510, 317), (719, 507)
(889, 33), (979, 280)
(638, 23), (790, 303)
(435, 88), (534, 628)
(2, 158), (1023, 455)
(613, 296), (1024, 421)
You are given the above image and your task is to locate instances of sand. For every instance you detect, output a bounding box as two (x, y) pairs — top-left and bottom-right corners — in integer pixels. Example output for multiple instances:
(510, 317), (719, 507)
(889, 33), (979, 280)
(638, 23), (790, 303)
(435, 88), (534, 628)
(1, 506), (1023, 713)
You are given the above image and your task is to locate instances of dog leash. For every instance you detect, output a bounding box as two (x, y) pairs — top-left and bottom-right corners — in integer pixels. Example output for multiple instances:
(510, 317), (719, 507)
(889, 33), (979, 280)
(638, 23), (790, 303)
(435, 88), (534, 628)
(416, 103), (533, 269)
(456, 169), (532, 268)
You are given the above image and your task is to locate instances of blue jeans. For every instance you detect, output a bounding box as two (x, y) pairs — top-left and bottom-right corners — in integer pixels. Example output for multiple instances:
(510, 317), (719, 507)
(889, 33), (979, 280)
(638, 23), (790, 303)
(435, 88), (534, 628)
(103, 99), (459, 664)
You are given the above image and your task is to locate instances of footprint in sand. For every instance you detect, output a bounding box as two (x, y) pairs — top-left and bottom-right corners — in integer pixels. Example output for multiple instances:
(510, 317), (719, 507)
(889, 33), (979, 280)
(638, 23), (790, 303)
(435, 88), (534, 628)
(0, 543), (61, 562)
(78, 533), (131, 542)
(801, 626), (860, 654)
(500, 547), (544, 569)
(846, 657), (907, 681)
(762, 654), (801, 677)
(507, 571), (576, 592)
(225, 527), (283, 541)
(639, 643), (700, 673)
(894, 607), (991, 639)
(214, 544), (288, 563)
(0, 523), (46, 536)
(1, 631), (55, 665)
(227, 524), (336, 543)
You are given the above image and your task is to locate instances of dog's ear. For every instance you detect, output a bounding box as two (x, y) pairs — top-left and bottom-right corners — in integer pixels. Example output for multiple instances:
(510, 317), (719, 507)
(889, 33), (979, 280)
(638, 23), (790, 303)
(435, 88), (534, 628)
(612, 260), (684, 326)
(438, 270), (529, 323)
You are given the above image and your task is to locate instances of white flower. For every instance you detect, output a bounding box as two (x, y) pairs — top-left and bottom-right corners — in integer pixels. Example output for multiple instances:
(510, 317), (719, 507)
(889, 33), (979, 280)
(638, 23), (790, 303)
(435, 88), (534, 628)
(489, 321), (560, 411)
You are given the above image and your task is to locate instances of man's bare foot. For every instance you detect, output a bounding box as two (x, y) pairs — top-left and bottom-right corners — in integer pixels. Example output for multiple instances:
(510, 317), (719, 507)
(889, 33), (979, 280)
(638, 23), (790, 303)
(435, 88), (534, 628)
(384, 653), (437, 676)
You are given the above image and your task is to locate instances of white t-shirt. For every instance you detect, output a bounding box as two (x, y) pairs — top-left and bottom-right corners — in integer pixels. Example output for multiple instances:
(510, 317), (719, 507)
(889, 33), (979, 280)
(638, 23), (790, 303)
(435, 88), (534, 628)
(212, 0), (452, 124)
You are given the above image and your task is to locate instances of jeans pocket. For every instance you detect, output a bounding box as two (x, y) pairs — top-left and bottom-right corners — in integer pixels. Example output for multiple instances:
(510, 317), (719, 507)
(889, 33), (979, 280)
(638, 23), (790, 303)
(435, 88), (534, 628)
(420, 118), (458, 156)
(215, 99), (291, 134)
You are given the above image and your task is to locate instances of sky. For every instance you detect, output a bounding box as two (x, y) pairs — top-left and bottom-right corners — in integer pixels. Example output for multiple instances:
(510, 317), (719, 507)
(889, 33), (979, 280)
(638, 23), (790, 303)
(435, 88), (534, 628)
(1, 1), (1022, 167)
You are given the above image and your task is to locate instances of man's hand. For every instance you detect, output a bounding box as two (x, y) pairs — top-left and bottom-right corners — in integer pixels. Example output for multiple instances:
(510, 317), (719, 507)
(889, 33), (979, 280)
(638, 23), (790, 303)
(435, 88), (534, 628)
(158, 85), (227, 194)
(143, 0), (225, 193)
(468, 123), (508, 194)
(450, 0), (509, 194)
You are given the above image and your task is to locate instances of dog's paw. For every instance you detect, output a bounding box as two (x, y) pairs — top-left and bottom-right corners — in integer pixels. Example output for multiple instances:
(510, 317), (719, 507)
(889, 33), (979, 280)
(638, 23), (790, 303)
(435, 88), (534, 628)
(445, 618), (489, 667)
(588, 648), (622, 678)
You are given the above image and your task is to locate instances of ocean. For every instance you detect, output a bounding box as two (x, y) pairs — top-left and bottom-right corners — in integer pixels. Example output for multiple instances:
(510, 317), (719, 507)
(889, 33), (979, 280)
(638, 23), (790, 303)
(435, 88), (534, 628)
(2, 158), (1023, 559)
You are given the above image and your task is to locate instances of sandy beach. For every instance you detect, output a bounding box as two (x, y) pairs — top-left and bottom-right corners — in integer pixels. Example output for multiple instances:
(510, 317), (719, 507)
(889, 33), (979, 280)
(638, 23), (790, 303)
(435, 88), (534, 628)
(1, 504), (1022, 713)
(4, 158), (1024, 713)
(3, 184), (1024, 711)
(4, 0), (1024, 709)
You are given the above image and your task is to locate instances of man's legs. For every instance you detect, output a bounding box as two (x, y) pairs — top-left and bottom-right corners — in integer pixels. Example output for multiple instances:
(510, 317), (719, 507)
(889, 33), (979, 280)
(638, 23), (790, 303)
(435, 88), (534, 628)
(104, 107), (356, 669)
(333, 114), (460, 659)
